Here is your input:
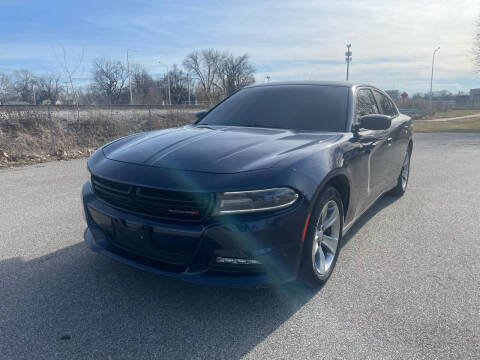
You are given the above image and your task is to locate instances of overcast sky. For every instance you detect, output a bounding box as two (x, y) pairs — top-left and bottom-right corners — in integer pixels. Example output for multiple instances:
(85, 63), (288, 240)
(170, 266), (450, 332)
(1, 0), (479, 93)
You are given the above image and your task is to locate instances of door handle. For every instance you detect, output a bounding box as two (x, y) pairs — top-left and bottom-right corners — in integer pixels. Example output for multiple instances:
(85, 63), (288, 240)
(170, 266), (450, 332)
(363, 141), (377, 152)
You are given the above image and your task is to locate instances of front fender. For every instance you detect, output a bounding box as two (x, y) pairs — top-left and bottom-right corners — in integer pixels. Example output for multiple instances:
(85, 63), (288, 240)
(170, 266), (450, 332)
(288, 138), (355, 221)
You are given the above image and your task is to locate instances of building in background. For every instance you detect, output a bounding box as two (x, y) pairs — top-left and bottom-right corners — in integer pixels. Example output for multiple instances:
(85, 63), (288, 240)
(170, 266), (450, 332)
(470, 88), (480, 105)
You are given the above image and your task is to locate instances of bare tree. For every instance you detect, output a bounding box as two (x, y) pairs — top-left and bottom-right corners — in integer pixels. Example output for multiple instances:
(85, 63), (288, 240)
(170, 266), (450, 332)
(92, 58), (129, 104)
(168, 64), (189, 104)
(217, 53), (255, 96)
(57, 47), (83, 104)
(0, 72), (12, 104)
(183, 49), (256, 105)
(131, 64), (157, 104)
(55, 46), (84, 123)
(12, 70), (36, 103)
(37, 73), (63, 104)
(183, 49), (223, 105)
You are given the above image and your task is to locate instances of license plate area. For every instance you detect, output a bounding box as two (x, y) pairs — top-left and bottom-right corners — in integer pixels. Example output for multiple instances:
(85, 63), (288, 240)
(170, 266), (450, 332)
(110, 217), (194, 265)
(112, 218), (150, 253)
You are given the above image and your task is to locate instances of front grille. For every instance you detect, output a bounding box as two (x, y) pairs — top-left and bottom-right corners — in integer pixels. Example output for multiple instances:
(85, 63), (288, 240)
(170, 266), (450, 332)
(106, 242), (188, 272)
(91, 175), (214, 221)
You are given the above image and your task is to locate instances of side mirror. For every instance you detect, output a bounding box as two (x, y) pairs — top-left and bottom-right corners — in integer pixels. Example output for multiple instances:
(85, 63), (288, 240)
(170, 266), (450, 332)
(359, 114), (392, 130)
(195, 111), (208, 120)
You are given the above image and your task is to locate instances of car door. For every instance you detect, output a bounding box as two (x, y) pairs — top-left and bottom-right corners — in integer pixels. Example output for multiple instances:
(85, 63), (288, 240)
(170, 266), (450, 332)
(372, 90), (407, 183)
(354, 88), (392, 205)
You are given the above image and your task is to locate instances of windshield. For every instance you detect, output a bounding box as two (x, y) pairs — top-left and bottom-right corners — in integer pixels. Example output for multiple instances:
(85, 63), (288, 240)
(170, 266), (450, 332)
(197, 85), (349, 132)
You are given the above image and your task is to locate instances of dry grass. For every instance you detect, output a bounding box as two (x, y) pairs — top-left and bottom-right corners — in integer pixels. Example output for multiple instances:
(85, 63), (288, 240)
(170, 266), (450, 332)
(414, 117), (480, 133)
(425, 109), (480, 119)
(0, 108), (196, 167)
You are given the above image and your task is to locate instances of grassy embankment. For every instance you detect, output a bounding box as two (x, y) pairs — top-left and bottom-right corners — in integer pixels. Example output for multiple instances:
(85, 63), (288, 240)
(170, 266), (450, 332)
(0, 108), (195, 167)
(414, 110), (480, 133)
(423, 109), (480, 119)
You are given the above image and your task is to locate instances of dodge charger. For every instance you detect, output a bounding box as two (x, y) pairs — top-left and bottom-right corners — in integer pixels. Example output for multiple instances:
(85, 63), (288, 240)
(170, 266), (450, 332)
(82, 81), (413, 287)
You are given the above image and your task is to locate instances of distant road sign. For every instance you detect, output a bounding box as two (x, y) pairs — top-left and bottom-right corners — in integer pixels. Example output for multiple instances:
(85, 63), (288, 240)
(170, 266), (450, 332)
(401, 92), (408, 99)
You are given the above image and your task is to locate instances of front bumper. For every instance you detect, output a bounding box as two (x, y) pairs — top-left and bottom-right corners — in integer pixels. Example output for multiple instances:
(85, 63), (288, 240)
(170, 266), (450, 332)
(82, 181), (308, 287)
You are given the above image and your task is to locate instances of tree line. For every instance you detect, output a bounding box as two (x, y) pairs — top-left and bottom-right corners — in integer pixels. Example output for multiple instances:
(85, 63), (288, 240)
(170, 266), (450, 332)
(0, 48), (255, 106)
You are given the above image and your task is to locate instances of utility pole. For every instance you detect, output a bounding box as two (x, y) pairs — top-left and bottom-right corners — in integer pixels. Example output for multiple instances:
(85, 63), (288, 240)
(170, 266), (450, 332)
(429, 47), (440, 107)
(32, 83), (36, 105)
(345, 44), (352, 81)
(127, 49), (133, 105)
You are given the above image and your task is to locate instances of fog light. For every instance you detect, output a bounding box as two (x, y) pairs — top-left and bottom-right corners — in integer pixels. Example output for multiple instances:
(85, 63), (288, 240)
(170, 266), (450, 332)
(216, 257), (261, 265)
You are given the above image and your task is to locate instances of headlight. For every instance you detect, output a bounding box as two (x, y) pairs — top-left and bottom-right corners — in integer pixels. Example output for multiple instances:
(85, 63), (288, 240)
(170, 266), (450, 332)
(214, 188), (299, 214)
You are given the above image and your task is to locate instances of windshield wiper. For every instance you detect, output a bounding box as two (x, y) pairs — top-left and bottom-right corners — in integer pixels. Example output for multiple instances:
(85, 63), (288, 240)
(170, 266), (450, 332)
(240, 124), (281, 129)
(195, 124), (215, 129)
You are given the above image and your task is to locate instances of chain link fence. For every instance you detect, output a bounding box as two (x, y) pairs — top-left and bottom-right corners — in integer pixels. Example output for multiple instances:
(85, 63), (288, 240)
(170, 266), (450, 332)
(0, 105), (205, 166)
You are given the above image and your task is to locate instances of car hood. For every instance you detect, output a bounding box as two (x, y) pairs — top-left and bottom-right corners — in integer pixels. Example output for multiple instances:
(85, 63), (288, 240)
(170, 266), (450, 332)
(102, 126), (339, 174)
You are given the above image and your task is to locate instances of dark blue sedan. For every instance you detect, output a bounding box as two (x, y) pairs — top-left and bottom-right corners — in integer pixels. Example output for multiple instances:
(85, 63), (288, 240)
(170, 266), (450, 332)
(82, 81), (413, 287)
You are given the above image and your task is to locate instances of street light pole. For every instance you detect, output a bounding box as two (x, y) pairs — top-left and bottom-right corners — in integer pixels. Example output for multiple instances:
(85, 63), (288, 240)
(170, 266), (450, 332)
(345, 44), (352, 81)
(429, 47), (440, 107)
(158, 62), (171, 106)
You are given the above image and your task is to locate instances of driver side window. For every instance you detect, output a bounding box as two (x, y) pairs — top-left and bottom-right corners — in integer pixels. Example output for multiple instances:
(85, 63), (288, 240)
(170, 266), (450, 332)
(355, 88), (378, 122)
(373, 90), (397, 117)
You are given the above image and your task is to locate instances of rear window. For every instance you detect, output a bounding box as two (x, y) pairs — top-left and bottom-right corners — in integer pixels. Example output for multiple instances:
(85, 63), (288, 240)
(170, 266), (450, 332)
(197, 85), (349, 132)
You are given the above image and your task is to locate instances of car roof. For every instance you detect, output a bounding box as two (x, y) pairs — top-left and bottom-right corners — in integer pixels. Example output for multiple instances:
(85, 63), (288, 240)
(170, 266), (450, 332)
(245, 80), (361, 89)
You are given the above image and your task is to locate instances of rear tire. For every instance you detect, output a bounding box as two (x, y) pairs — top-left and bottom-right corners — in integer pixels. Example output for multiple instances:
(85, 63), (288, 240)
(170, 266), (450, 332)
(299, 186), (344, 288)
(390, 150), (411, 196)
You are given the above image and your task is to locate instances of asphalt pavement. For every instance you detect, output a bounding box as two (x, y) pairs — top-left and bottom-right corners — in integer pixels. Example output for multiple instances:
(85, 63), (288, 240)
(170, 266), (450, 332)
(1, 132), (479, 359)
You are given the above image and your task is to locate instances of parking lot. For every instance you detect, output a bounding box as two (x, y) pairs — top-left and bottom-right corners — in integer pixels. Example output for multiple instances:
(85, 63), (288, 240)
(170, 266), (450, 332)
(1, 132), (479, 359)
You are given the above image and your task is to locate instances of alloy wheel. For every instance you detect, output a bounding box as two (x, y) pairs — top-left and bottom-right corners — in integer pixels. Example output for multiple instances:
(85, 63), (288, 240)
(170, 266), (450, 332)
(312, 200), (341, 276)
(401, 153), (410, 190)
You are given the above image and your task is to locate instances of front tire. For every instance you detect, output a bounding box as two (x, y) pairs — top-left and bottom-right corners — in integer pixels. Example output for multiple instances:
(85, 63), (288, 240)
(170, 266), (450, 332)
(300, 186), (344, 288)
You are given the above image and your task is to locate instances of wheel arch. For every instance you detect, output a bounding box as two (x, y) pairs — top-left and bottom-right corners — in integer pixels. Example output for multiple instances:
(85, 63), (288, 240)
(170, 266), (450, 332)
(310, 170), (351, 221)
